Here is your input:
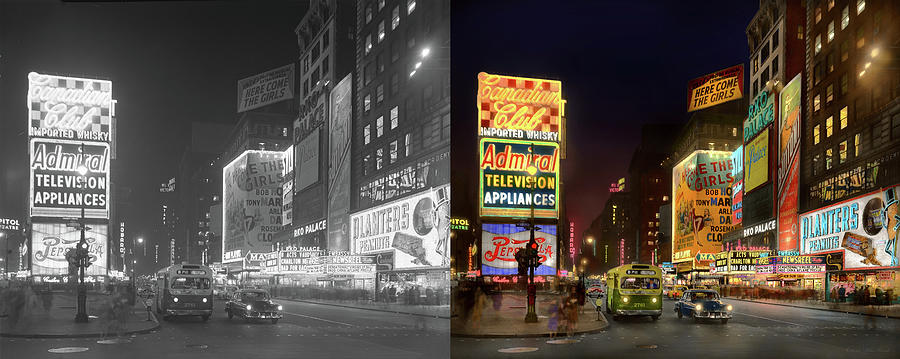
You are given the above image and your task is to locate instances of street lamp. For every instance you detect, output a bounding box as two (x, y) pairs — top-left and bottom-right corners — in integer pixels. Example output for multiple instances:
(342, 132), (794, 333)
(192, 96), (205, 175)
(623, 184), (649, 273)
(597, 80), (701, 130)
(74, 160), (89, 323)
(1, 232), (6, 276)
(131, 236), (145, 304)
(523, 143), (539, 323)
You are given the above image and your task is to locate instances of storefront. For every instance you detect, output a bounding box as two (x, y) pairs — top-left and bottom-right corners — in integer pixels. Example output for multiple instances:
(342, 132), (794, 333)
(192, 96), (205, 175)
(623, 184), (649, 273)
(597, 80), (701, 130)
(826, 269), (898, 304)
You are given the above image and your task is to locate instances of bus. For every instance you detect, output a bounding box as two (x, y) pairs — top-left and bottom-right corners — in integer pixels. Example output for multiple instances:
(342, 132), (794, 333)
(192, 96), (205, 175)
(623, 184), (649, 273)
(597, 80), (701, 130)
(605, 264), (663, 321)
(154, 264), (214, 321)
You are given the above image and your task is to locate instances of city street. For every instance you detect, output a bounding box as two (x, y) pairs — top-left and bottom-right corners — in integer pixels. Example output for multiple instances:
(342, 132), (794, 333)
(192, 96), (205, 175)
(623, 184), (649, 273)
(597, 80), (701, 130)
(451, 297), (899, 358)
(0, 299), (448, 358)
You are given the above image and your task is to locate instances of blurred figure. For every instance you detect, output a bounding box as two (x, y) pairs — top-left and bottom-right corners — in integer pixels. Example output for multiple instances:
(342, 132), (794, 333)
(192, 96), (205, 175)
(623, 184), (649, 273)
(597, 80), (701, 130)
(565, 286), (578, 337)
(547, 295), (561, 339)
(468, 287), (487, 331)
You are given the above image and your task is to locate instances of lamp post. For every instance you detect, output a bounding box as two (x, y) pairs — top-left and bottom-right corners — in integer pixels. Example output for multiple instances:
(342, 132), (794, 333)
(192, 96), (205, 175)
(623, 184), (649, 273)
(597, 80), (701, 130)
(131, 237), (143, 304)
(523, 143), (539, 323)
(74, 160), (89, 323)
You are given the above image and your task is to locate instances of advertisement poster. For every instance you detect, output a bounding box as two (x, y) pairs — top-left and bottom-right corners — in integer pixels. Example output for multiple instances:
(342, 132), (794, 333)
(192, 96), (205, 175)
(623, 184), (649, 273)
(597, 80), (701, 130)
(481, 223), (557, 275)
(479, 138), (560, 218)
(282, 145), (294, 227)
(731, 146), (744, 225)
(328, 74), (353, 251)
(672, 151), (735, 264)
(744, 129), (769, 193)
(800, 189), (899, 269)
(32, 222), (107, 276)
(222, 150), (286, 263)
(296, 128), (320, 191)
(350, 185), (450, 269)
(686, 64), (744, 112)
(29, 139), (110, 219)
(237, 64), (294, 113)
(778, 74), (802, 252)
(27, 72), (115, 143)
(744, 89), (777, 143)
(728, 250), (767, 272)
(476, 72), (564, 142)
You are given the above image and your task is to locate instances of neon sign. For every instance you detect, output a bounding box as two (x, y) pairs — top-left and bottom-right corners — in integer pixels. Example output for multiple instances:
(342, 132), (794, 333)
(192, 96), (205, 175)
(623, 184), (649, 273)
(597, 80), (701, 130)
(27, 72), (114, 142)
(480, 138), (559, 218)
(29, 139), (110, 219)
(477, 72), (564, 142)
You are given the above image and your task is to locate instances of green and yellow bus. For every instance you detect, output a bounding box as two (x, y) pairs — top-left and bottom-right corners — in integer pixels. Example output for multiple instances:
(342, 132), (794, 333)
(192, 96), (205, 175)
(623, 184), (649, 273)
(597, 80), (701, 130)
(605, 264), (663, 321)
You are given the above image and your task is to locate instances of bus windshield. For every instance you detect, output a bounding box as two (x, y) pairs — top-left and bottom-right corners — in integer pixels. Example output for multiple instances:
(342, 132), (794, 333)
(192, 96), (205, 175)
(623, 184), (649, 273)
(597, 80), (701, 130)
(171, 277), (211, 289)
(620, 277), (660, 290)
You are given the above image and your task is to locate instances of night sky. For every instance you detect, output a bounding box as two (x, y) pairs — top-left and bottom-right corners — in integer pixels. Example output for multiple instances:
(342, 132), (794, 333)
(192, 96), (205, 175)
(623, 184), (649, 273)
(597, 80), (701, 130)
(0, 0), (307, 272)
(451, 0), (758, 242)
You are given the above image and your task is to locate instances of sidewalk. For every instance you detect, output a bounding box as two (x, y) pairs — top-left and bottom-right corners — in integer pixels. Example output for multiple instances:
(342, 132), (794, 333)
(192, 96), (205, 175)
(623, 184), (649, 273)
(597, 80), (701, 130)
(275, 297), (450, 318)
(725, 296), (900, 319)
(451, 293), (609, 338)
(0, 292), (159, 338)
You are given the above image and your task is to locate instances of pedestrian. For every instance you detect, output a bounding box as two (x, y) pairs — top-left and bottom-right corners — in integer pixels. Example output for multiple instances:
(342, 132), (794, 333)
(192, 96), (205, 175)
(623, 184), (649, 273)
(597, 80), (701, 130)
(868, 285), (876, 307)
(547, 296), (561, 339)
(838, 285), (846, 303)
(577, 281), (586, 314)
(469, 287), (487, 331)
(565, 287), (579, 337)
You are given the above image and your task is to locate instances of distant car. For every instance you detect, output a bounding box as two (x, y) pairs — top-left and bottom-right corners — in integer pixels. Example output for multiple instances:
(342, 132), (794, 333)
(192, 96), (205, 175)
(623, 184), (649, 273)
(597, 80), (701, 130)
(668, 285), (688, 300)
(663, 285), (674, 297)
(674, 289), (733, 324)
(225, 289), (283, 324)
(586, 285), (605, 298)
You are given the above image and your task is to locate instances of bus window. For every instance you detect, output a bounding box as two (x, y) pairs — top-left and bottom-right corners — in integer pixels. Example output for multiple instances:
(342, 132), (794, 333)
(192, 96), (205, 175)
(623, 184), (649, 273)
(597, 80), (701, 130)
(172, 277), (211, 289)
(621, 277), (660, 290)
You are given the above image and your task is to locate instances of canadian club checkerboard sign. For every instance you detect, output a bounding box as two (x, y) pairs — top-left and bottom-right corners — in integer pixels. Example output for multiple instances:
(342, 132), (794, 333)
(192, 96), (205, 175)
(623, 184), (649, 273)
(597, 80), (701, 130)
(27, 72), (114, 143)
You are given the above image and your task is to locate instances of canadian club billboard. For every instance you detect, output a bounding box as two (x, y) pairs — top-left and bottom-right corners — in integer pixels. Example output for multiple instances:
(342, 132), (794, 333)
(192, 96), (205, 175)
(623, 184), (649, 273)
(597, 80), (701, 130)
(479, 138), (560, 218)
(481, 223), (557, 275)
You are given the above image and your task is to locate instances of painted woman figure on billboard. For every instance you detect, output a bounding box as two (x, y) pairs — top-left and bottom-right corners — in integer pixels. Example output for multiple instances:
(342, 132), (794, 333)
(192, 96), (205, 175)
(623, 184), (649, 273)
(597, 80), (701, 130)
(883, 186), (899, 266)
(433, 186), (451, 267)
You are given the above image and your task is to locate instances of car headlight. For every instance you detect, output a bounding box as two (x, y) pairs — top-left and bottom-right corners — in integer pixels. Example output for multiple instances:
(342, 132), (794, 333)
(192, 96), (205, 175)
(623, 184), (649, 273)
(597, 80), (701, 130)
(202, 297), (208, 303)
(622, 296), (629, 303)
(173, 297), (179, 303)
(726, 304), (733, 311)
(652, 297), (658, 303)
(695, 304), (702, 311)
(246, 304), (252, 311)
(277, 305), (283, 311)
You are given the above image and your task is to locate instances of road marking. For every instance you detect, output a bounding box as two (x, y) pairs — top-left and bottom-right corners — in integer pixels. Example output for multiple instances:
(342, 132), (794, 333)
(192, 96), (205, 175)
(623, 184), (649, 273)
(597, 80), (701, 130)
(282, 311), (354, 327)
(733, 312), (802, 326)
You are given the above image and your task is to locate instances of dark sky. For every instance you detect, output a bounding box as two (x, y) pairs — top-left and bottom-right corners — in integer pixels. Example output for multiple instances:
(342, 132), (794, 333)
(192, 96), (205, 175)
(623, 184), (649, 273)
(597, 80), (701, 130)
(451, 0), (758, 239)
(0, 0), (307, 271)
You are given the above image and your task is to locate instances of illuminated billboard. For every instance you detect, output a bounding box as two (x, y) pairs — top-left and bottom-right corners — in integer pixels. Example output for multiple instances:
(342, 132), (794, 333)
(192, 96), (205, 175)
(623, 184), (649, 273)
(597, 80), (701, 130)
(295, 128), (320, 191)
(481, 223), (557, 275)
(479, 138), (559, 218)
(744, 128), (769, 193)
(686, 64), (744, 112)
(27, 72), (115, 143)
(350, 184), (450, 269)
(476, 72), (564, 142)
(32, 222), (108, 276)
(222, 150), (286, 263)
(731, 146), (744, 225)
(778, 74), (802, 252)
(744, 89), (777, 143)
(800, 188), (899, 269)
(282, 145), (294, 227)
(672, 151), (735, 264)
(29, 139), (110, 219)
(237, 64), (295, 113)
(328, 74), (353, 252)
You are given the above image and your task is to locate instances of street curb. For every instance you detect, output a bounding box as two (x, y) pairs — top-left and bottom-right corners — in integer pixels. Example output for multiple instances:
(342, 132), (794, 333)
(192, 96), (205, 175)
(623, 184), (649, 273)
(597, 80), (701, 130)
(0, 308), (161, 339)
(275, 297), (451, 319)
(726, 297), (900, 319)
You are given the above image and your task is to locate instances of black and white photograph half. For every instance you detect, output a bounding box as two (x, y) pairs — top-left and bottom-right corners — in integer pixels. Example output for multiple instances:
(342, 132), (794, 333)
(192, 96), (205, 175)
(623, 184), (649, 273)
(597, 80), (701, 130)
(0, 1), (451, 358)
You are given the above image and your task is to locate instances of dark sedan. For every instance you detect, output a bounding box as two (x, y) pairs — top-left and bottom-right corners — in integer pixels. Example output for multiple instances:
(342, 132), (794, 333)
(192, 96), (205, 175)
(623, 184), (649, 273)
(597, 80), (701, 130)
(674, 289), (733, 324)
(225, 289), (284, 324)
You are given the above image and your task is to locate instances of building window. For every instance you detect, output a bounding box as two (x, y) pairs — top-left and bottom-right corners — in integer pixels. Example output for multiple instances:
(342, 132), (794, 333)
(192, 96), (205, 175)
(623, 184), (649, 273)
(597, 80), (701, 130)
(389, 140), (398, 164)
(376, 116), (384, 137)
(378, 21), (385, 42)
(856, 27), (865, 48)
(364, 94), (371, 112)
(827, 53), (834, 73)
(321, 55), (329, 76)
(407, 27), (416, 48)
(772, 55), (779, 76)
(839, 140), (848, 164)
(365, 34), (372, 55)
(365, 63), (375, 86)
(827, 21), (835, 43)
(407, 0), (416, 14)
(840, 106), (848, 129)
(404, 133), (411, 156)
(814, 63), (823, 85)
(772, 28), (779, 49)
(840, 73), (848, 95)
(826, 84), (833, 103)
(760, 43), (770, 63)
(813, 154), (821, 175)
(662, 195), (669, 202)
(814, 94), (821, 112)
(376, 148), (383, 170)
(376, 53), (384, 73)
(797, 25), (804, 40)
(814, 125), (821, 144)
(391, 39), (401, 63)
(815, 34), (822, 54)
(323, 29), (329, 49)
(842, 6), (850, 29)
(392, 6), (400, 30)
(390, 72), (400, 95)
(732, 127), (737, 137)
(376, 84), (384, 103)
(826, 148), (833, 170)
(390, 106), (399, 129)
(826, 116), (834, 137)
(840, 41), (849, 62)
(366, 5), (373, 24)
(363, 154), (371, 176)
(364, 125), (371, 145)
(874, 9), (884, 35)
(378, 0), (385, 11)
(857, 0), (865, 14)
(854, 133), (861, 157)
(815, 7), (822, 23)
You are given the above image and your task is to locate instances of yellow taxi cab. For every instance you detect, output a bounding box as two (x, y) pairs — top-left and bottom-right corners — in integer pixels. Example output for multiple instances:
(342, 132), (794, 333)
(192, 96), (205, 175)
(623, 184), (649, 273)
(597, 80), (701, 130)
(668, 285), (689, 300)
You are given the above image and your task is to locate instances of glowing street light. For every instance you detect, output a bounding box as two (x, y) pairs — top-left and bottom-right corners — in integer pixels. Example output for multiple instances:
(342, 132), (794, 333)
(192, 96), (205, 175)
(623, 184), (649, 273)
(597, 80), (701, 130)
(137, 237), (144, 244)
(871, 48), (880, 58)
(421, 47), (430, 57)
(586, 237), (594, 244)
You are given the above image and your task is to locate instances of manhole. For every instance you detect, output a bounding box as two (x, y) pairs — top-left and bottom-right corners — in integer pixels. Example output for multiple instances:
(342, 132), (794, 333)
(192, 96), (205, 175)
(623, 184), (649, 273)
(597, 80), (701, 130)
(186, 344), (209, 349)
(546, 339), (580, 344)
(498, 347), (539, 353)
(48, 347), (90, 353)
(97, 338), (131, 344)
(636, 344), (658, 349)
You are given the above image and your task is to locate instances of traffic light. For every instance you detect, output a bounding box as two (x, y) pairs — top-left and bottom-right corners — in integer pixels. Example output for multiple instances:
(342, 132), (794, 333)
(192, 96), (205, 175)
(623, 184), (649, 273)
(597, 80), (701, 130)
(515, 248), (527, 276)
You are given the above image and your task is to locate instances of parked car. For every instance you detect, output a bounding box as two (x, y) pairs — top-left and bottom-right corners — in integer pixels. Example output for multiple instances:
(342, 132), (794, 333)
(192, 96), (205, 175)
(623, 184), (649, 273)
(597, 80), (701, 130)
(674, 289), (733, 324)
(586, 284), (605, 298)
(225, 289), (283, 324)
(668, 285), (688, 300)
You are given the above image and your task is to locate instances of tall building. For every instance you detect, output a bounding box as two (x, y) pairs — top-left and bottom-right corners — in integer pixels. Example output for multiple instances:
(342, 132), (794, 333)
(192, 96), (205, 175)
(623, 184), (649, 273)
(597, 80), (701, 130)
(351, 0), (451, 294)
(746, 0), (807, 100)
